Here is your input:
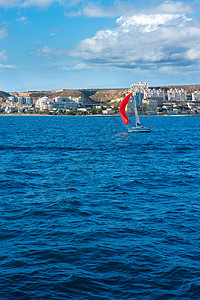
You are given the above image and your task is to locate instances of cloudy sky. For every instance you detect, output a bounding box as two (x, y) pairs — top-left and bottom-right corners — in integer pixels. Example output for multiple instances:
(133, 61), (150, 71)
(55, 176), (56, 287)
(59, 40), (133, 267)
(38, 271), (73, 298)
(0, 0), (200, 92)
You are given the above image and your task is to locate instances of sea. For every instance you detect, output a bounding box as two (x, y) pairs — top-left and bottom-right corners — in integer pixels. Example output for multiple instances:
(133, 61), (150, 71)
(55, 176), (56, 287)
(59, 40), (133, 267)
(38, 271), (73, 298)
(0, 115), (200, 299)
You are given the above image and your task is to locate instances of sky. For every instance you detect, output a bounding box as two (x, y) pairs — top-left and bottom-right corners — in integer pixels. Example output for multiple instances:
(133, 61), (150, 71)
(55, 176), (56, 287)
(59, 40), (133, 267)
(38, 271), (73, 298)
(0, 0), (200, 92)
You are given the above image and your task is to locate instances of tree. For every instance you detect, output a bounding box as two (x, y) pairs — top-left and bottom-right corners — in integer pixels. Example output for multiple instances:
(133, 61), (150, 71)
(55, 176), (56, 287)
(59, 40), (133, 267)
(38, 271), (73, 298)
(44, 110), (50, 115)
(97, 109), (102, 114)
(91, 106), (98, 114)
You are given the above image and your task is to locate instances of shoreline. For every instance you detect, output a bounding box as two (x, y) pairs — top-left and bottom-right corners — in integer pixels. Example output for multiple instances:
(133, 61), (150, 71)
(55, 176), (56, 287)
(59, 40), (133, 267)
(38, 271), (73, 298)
(0, 113), (199, 117)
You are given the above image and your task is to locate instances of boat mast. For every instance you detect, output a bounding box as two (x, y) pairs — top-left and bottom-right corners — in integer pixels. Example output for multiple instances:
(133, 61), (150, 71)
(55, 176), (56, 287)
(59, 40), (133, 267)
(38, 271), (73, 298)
(131, 84), (141, 127)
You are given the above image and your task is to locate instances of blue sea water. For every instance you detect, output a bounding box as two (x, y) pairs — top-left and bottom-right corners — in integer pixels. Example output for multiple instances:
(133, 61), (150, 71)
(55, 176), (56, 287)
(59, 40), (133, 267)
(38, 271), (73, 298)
(0, 115), (200, 299)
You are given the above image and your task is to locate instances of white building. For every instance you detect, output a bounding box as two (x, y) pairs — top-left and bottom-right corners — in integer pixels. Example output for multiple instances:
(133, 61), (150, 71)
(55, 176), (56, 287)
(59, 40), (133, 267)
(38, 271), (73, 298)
(167, 109), (179, 115)
(167, 88), (187, 102)
(192, 91), (200, 102)
(146, 88), (165, 100)
(7, 96), (17, 103)
(54, 97), (63, 103)
(77, 107), (87, 112)
(131, 82), (149, 97)
(52, 96), (83, 110)
(126, 82), (149, 113)
(102, 108), (115, 115)
(35, 96), (52, 110)
(35, 96), (83, 111)
(68, 96), (83, 106)
(5, 106), (18, 113)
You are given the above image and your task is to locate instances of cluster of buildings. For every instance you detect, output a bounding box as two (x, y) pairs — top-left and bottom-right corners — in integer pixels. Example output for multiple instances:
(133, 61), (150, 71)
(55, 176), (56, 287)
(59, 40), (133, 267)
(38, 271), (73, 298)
(34, 96), (83, 112)
(7, 96), (34, 105)
(0, 95), (84, 114)
(127, 82), (200, 115)
(167, 88), (187, 102)
(0, 83), (200, 115)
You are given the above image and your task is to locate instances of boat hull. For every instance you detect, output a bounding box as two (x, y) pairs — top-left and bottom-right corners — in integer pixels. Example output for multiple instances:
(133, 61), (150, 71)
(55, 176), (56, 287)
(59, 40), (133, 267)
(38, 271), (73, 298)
(128, 127), (151, 133)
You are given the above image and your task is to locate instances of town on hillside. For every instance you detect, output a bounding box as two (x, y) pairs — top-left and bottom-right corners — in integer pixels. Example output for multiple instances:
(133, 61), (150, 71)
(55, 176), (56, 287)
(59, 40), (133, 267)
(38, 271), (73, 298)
(0, 83), (200, 115)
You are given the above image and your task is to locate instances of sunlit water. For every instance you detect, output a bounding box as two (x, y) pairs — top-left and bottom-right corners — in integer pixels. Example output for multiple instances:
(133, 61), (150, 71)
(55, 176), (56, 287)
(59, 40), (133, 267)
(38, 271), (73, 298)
(0, 116), (200, 299)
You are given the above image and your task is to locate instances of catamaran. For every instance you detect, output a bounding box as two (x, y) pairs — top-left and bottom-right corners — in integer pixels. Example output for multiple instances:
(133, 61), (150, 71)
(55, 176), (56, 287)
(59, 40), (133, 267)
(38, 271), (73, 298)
(119, 86), (151, 133)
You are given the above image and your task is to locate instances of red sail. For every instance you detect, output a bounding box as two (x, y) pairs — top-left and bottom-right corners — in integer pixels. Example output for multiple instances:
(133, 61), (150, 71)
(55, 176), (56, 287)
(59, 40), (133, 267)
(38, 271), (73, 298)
(119, 92), (132, 125)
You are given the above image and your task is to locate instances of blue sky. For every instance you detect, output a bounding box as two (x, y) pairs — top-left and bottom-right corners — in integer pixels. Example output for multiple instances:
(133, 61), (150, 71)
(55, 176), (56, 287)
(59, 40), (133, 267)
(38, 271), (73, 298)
(0, 0), (200, 92)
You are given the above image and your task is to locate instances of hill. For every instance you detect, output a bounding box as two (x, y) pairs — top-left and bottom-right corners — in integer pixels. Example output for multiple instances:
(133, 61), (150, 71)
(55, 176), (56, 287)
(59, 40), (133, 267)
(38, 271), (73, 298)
(17, 88), (127, 104)
(0, 91), (10, 99)
(3, 84), (200, 104)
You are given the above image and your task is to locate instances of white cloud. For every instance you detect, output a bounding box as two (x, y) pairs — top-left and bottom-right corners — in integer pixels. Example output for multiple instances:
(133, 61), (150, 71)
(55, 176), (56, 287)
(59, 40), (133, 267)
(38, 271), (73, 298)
(65, 1), (136, 18)
(0, 28), (7, 39)
(73, 62), (89, 70)
(69, 7), (200, 72)
(17, 16), (27, 22)
(0, 0), (19, 7)
(0, 0), (194, 15)
(0, 63), (17, 69)
(0, 0), (62, 8)
(186, 49), (200, 61)
(17, 16), (31, 24)
(65, 1), (195, 18)
(22, 0), (58, 8)
(60, 62), (90, 71)
(0, 50), (16, 69)
(0, 50), (8, 60)
(0, 0), (193, 16)
(116, 13), (191, 32)
(31, 45), (68, 59)
(156, 1), (194, 14)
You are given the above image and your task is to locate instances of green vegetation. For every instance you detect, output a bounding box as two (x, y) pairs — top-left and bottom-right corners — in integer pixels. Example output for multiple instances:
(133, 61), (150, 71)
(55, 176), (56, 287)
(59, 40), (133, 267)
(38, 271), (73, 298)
(77, 111), (87, 116)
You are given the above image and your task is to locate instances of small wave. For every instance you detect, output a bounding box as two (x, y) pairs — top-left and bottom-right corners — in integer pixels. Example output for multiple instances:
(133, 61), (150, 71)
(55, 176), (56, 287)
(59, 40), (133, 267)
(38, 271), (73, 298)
(186, 283), (200, 297)
(0, 145), (95, 152)
(0, 116), (200, 300)
(174, 146), (193, 152)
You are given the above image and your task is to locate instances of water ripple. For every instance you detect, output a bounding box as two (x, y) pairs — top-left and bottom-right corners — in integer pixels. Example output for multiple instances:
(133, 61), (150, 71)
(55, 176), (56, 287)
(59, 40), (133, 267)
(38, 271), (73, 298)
(0, 116), (200, 299)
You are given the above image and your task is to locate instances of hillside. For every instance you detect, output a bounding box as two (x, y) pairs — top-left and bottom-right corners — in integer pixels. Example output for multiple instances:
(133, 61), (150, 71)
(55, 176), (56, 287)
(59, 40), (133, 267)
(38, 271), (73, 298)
(16, 88), (127, 104)
(3, 84), (200, 104)
(88, 89), (126, 102)
(0, 91), (10, 99)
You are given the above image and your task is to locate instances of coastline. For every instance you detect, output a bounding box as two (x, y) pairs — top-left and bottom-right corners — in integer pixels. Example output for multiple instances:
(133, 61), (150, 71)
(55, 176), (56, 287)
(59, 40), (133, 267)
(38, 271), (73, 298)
(0, 113), (199, 117)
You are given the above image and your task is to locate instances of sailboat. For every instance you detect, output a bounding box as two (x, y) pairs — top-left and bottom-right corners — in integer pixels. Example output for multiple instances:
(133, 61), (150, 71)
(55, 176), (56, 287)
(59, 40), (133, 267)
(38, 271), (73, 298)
(119, 89), (151, 133)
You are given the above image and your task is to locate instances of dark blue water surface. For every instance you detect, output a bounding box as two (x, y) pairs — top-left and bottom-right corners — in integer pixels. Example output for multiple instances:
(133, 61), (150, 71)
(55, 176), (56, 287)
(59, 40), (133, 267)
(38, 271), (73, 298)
(0, 115), (200, 299)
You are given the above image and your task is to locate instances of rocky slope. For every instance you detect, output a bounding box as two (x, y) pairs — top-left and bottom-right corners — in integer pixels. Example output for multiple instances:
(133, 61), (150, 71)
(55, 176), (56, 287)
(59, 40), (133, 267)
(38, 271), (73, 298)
(0, 91), (11, 99)
(15, 88), (127, 104)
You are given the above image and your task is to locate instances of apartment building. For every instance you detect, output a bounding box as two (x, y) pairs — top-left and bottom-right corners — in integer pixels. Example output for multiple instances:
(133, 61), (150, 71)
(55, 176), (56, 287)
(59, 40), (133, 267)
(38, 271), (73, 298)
(142, 99), (158, 115)
(35, 96), (52, 110)
(192, 91), (200, 102)
(167, 88), (187, 102)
